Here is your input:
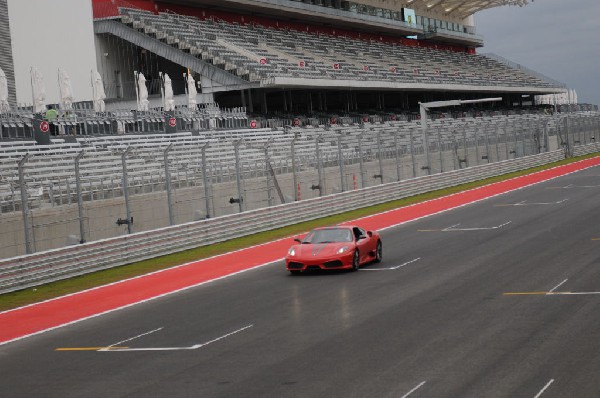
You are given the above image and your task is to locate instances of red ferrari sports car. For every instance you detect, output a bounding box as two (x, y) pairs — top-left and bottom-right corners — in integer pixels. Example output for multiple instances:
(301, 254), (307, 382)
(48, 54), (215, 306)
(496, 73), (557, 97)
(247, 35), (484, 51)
(285, 225), (382, 274)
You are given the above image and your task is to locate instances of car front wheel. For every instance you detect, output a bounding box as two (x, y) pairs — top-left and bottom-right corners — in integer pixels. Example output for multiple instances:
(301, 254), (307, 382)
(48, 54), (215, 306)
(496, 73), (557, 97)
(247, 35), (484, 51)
(375, 241), (382, 263)
(351, 250), (360, 271)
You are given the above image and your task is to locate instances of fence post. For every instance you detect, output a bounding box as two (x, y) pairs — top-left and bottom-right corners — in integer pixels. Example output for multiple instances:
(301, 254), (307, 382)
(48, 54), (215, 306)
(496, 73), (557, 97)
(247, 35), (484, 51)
(163, 144), (174, 225)
(121, 146), (133, 234)
(437, 123), (444, 173)
(233, 138), (244, 212)
(483, 122), (491, 163)
(74, 150), (86, 243)
(394, 132), (401, 181)
(474, 122), (480, 165)
(376, 130), (384, 184)
(18, 153), (32, 254)
(503, 121), (510, 160)
(462, 124), (469, 167)
(201, 143), (211, 218)
(264, 138), (274, 206)
(336, 132), (346, 192)
(315, 134), (324, 196)
(357, 131), (366, 188)
(409, 127), (416, 177)
(291, 128), (299, 201)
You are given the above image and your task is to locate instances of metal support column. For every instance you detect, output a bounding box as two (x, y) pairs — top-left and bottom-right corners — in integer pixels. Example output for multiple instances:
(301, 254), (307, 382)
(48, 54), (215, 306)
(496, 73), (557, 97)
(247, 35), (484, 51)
(163, 144), (174, 225)
(18, 153), (32, 254)
(233, 139), (244, 212)
(357, 132), (366, 188)
(336, 132), (346, 192)
(315, 135), (324, 196)
(375, 130), (384, 184)
(201, 143), (211, 218)
(74, 150), (86, 243)
(121, 146), (133, 234)
(290, 128), (299, 201)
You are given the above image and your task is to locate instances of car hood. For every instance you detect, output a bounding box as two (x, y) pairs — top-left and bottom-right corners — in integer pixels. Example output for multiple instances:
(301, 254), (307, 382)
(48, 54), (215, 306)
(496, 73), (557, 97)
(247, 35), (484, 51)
(292, 242), (352, 258)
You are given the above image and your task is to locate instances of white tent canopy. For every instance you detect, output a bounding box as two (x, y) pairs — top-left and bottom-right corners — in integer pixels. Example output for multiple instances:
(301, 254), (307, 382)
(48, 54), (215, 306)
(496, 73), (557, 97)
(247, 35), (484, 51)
(187, 74), (197, 109)
(163, 73), (175, 112)
(92, 70), (106, 113)
(137, 72), (149, 111)
(31, 67), (46, 114)
(58, 68), (74, 110)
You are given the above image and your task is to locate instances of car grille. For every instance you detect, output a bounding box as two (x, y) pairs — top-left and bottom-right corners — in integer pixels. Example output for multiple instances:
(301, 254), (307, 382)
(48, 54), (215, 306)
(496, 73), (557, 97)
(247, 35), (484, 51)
(323, 260), (343, 268)
(287, 262), (304, 269)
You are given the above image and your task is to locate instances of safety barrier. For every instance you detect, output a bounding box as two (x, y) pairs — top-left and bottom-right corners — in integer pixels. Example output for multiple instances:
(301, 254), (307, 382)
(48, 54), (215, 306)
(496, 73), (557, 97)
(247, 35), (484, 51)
(0, 145), (597, 294)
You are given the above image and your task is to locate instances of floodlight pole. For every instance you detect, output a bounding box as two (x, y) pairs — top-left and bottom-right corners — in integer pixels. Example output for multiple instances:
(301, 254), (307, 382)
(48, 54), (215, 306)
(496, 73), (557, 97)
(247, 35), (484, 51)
(419, 97), (502, 173)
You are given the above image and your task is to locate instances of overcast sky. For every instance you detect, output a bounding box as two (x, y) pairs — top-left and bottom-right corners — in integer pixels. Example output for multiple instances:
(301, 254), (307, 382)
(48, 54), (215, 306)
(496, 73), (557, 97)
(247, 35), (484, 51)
(475, 0), (600, 105)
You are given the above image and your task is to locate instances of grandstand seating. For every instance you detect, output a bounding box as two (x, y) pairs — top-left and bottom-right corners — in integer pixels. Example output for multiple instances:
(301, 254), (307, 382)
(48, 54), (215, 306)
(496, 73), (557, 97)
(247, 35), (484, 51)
(115, 8), (560, 90)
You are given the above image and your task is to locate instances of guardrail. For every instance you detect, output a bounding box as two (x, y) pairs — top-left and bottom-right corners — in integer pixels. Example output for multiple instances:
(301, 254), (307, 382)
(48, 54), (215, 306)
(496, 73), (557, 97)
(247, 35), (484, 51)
(1, 146), (597, 294)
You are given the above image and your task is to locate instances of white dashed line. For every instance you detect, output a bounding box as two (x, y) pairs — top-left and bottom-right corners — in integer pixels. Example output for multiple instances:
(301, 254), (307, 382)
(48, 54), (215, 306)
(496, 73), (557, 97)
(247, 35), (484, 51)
(400, 381), (427, 398)
(99, 327), (164, 351)
(533, 379), (555, 398)
(547, 279), (568, 294)
(361, 258), (421, 271)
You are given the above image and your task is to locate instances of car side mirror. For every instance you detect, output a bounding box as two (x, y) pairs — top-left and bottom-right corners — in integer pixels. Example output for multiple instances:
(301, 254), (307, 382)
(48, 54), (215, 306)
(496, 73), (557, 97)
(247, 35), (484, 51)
(294, 238), (302, 243)
(367, 231), (373, 237)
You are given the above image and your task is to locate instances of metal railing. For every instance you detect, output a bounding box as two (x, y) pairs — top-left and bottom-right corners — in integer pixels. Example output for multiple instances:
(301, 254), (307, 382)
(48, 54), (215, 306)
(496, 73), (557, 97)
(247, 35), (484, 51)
(2, 144), (600, 294)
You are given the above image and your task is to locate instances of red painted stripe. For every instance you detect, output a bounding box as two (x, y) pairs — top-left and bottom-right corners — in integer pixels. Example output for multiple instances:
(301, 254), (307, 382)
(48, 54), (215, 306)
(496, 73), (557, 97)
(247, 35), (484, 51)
(2, 157), (599, 345)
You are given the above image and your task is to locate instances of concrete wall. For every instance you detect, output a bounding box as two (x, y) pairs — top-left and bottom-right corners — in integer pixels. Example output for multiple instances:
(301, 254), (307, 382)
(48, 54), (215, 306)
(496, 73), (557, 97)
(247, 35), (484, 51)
(7, 0), (97, 105)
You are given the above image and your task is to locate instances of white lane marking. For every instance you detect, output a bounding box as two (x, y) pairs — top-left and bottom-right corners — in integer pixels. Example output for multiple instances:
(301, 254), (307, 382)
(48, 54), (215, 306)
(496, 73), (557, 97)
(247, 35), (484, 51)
(99, 327), (163, 351)
(360, 258), (420, 271)
(550, 291), (600, 296)
(400, 381), (427, 398)
(547, 279), (569, 295)
(102, 324), (253, 352)
(533, 379), (554, 398)
(560, 184), (600, 189)
(505, 199), (569, 206)
(443, 221), (512, 231)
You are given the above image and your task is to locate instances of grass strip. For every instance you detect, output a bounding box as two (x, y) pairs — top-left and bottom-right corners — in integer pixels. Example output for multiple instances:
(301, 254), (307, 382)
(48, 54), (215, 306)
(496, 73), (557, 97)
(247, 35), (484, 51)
(0, 152), (597, 312)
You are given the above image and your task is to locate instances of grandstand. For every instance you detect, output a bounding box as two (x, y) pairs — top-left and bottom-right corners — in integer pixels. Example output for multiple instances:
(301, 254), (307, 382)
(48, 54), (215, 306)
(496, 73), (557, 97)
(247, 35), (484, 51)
(0, 0), (597, 260)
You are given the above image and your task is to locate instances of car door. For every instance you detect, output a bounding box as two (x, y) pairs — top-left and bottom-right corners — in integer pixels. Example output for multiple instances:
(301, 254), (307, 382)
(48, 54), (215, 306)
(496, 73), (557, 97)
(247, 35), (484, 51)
(353, 227), (370, 264)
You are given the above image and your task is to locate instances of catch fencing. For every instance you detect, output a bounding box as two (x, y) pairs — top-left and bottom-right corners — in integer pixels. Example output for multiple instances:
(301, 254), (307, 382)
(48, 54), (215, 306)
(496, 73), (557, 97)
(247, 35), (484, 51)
(1, 113), (599, 259)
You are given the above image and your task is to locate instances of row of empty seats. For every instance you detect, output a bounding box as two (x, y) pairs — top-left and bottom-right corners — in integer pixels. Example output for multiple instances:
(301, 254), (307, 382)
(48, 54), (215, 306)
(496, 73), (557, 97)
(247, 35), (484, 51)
(116, 7), (561, 90)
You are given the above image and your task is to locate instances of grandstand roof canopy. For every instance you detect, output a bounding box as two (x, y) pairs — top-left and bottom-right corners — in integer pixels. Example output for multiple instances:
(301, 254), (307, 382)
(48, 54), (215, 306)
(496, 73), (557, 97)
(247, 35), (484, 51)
(404, 0), (531, 19)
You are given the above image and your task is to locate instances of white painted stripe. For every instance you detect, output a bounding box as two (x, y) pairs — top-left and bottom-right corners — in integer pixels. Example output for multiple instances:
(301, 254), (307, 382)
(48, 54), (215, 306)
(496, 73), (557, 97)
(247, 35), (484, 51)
(443, 221), (511, 231)
(360, 258), (420, 271)
(391, 257), (421, 270)
(533, 379), (554, 398)
(103, 324), (253, 352)
(510, 199), (568, 206)
(547, 279), (568, 294)
(551, 291), (600, 295)
(400, 381), (427, 398)
(99, 327), (163, 351)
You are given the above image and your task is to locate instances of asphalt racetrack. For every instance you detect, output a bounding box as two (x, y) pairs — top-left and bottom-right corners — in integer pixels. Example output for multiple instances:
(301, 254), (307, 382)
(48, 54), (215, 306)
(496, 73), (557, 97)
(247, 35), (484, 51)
(3, 164), (600, 397)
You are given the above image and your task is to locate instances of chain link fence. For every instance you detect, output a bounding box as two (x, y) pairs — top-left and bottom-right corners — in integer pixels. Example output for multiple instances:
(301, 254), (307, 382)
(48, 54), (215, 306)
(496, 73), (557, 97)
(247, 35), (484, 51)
(1, 113), (599, 260)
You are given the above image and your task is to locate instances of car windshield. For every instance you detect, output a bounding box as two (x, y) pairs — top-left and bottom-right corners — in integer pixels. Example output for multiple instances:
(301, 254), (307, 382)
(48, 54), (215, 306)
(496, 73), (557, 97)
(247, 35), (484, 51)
(302, 228), (353, 244)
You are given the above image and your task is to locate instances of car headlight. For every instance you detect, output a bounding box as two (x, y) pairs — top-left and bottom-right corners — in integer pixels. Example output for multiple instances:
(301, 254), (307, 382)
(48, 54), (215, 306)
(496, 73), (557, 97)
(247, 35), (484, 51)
(288, 247), (296, 256)
(337, 246), (350, 254)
